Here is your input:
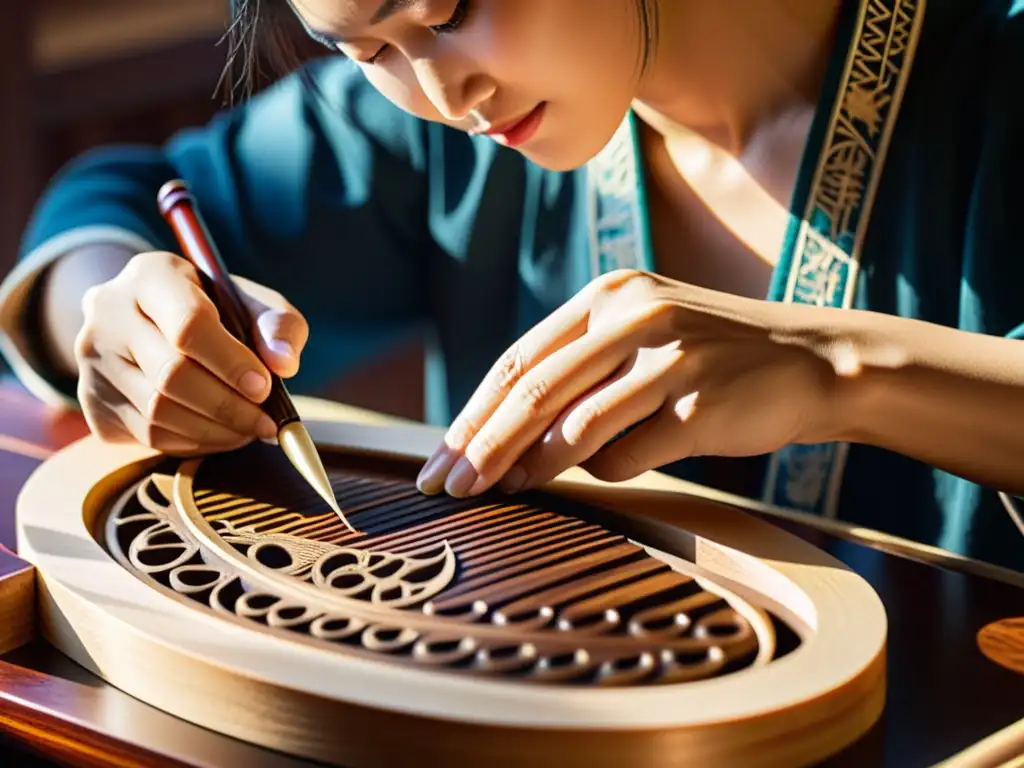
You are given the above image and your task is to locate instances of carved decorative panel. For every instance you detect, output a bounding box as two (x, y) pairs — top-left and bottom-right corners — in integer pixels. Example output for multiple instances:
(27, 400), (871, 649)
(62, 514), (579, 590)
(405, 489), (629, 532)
(105, 446), (777, 687)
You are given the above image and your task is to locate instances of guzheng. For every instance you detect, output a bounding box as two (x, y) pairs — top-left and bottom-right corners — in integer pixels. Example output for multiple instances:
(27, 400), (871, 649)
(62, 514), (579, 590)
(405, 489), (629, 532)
(15, 416), (887, 767)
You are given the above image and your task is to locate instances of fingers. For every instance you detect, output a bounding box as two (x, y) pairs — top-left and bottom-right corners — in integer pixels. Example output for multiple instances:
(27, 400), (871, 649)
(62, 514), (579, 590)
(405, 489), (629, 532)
(415, 291), (593, 495)
(236, 275), (310, 379)
(500, 357), (672, 492)
(77, 251), (311, 457)
(420, 327), (640, 498)
(125, 317), (278, 441)
(79, 367), (246, 455)
(134, 267), (273, 403)
(254, 307), (306, 378)
(443, 285), (597, 451)
(581, 392), (701, 483)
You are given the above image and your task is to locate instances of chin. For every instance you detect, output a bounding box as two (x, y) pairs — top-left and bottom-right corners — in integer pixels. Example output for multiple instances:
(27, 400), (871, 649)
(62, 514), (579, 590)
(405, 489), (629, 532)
(516, 117), (629, 173)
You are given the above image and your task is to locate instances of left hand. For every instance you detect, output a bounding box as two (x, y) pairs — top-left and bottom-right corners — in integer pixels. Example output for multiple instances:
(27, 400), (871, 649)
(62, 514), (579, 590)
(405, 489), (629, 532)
(416, 270), (850, 497)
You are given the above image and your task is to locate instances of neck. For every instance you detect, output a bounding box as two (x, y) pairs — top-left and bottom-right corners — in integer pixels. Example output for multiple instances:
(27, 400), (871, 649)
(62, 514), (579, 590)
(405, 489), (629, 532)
(635, 0), (843, 153)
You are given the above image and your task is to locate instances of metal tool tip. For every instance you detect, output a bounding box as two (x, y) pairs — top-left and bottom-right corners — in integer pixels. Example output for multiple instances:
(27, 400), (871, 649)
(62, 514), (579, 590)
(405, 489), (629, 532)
(277, 421), (356, 532)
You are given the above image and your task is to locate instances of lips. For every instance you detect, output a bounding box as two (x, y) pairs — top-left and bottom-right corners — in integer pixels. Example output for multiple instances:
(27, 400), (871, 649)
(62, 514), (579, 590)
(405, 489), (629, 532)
(478, 103), (547, 149)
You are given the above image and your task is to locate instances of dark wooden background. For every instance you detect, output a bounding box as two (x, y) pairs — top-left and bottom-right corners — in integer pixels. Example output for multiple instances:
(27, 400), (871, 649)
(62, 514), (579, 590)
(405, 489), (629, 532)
(0, 0), (425, 421)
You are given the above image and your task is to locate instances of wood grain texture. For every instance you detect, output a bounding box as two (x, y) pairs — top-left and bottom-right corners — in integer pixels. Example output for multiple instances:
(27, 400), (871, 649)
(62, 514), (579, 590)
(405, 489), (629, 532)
(120, 450), (778, 686)
(16, 419), (888, 767)
(0, 546), (34, 654)
(0, 643), (317, 768)
(1, 381), (1023, 767)
(977, 618), (1024, 676)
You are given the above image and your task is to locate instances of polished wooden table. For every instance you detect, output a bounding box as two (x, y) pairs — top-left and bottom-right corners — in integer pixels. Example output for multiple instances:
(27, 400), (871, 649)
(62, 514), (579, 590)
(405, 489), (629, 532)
(0, 377), (1022, 768)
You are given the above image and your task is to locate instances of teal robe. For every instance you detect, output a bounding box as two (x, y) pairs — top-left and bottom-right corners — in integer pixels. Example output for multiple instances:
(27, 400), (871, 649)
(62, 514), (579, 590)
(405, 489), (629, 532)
(6, 0), (1023, 570)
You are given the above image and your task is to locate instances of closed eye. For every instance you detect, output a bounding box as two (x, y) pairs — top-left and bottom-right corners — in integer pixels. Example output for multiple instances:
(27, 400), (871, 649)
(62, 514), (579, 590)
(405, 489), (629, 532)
(367, 0), (472, 64)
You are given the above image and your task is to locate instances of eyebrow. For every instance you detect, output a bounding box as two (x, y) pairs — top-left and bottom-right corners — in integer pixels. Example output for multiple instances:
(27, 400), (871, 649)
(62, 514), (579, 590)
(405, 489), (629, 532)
(370, 0), (416, 25)
(290, 0), (418, 47)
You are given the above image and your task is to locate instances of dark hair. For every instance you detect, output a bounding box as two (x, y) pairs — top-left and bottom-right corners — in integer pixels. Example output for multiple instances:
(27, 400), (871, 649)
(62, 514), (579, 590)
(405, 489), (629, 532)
(223, 0), (660, 104)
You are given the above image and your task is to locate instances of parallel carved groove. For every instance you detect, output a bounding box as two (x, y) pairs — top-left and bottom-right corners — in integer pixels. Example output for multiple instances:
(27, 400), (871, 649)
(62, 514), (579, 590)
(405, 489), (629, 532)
(101, 444), (785, 686)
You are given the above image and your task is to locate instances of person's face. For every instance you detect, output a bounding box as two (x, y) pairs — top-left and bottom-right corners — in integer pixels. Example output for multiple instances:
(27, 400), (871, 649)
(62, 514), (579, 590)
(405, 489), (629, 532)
(289, 0), (646, 171)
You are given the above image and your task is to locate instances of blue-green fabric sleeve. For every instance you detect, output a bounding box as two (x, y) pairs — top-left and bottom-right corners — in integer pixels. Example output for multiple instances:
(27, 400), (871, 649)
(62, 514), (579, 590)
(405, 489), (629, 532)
(964, 2), (1024, 343)
(18, 59), (432, 395)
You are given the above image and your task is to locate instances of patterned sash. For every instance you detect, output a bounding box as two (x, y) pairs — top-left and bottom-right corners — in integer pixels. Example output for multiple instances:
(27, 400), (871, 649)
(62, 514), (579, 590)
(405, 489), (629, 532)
(586, 0), (926, 519)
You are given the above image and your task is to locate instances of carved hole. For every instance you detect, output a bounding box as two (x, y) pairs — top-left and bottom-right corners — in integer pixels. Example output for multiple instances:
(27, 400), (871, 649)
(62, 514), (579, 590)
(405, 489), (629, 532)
(329, 573), (365, 590)
(136, 547), (188, 568)
(376, 628), (402, 643)
(148, 531), (182, 546)
(212, 578), (244, 611)
(703, 622), (740, 638)
(545, 650), (585, 668)
(404, 563), (443, 584)
(426, 639), (464, 654)
(369, 560), (402, 578)
(176, 568), (220, 588)
(321, 553), (360, 571)
(490, 645), (528, 660)
(673, 649), (712, 666)
(367, 554), (385, 567)
(254, 544), (293, 570)
(611, 653), (651, 671)
(379, 586), (403, 602)
(319, 618), (351, 632)
(245, 594), (278, 611)
(277, 606), (305, 621)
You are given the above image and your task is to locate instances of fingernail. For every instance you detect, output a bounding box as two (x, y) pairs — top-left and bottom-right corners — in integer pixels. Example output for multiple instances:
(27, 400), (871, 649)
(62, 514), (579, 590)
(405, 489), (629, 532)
(416, 446), (459, 494)
(240, 371), (267, 400)
(445, 456), (479, 498)
(499, 465), (527, 494)
(256, 415), (278, 440)
(269, 339), (295, 359)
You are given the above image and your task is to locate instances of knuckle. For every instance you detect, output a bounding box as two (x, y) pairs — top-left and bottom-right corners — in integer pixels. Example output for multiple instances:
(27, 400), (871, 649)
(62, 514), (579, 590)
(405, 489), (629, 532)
(168, 298), (215, 351)
(517, 376), (552, 417)
(153, 355), (191, 395)
(494, 344), (528, 391)
(445, 413), (483, 449)
(72, 326), (98, 362)
(130, 250), (177, 272)
(563, 403), (605, 445)
(143, 390), (172, 423)
(590, 268), (647, 295)
(211, 390), (244, 429)
(466, 431), (502, 469)
(80, 284), (103, 318)
(637, 298), (680, 329)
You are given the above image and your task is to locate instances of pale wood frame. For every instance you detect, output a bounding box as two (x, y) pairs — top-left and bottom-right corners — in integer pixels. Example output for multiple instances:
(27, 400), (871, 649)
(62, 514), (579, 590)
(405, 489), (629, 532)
(16, 405), (890, 767)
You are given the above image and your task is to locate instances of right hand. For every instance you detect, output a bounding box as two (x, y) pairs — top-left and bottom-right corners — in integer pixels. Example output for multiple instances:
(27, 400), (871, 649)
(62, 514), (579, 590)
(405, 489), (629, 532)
(75, 251), (309, 455)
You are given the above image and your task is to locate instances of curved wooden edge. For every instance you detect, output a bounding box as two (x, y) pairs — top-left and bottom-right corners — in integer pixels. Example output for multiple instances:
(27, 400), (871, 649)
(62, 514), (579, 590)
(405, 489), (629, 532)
(0, 546), (35, 655)
(18, 422), (886, 723)
(936, 718), (1024, 768)
(13, 411), (888, 766)
(289, 396), (1024, 589)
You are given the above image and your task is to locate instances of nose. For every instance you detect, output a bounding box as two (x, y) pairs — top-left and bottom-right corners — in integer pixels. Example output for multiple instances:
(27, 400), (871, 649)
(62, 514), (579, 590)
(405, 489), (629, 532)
(413, 56), (495, 122)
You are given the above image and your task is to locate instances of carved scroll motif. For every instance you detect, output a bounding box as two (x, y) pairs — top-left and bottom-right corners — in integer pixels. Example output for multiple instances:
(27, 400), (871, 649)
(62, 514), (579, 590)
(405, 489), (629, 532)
(105, 467), (776, 687)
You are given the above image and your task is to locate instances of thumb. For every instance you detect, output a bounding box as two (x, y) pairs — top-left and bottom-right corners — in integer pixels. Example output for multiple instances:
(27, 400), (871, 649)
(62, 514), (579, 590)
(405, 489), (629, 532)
(254, 307), (307, 378)
(235, 278), (309, 378)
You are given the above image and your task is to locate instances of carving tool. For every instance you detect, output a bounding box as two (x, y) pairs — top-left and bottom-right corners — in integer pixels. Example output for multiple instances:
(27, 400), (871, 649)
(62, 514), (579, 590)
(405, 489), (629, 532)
(156, 179), (353, 532)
